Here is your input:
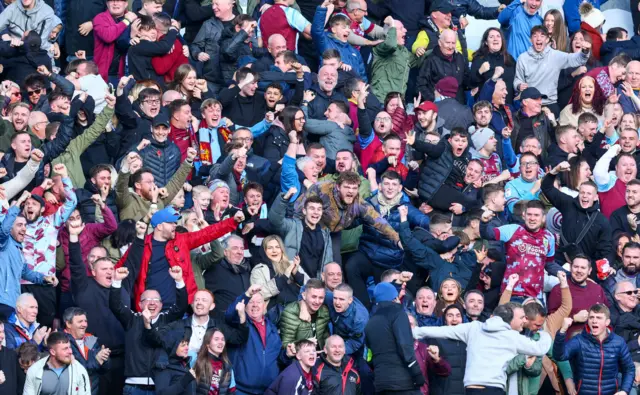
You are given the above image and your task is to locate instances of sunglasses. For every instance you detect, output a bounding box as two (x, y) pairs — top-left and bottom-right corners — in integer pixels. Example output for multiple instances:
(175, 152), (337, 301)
(27, 88), (42, 97)
(617, 290), (639, 296)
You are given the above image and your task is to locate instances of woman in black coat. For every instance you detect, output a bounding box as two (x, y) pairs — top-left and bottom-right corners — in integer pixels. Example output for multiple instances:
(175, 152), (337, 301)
(469, 28), (516, 104)
(153, 339), (196, 395)
(427, 304), (468, 395)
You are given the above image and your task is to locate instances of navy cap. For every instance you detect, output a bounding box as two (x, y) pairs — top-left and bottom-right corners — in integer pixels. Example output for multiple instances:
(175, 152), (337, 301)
(520, 87), (548, 100)
(150, 207), (181, 227)
(430, 0), (455, 14)
(374, 282), (399, 303)
(153, 113), (170, 128)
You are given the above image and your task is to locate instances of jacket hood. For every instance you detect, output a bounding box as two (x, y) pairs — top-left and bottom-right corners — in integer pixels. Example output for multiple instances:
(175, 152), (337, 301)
(17, 0), (43, 14)
(526, 45), (551, 60)
(481, 316), (512, 332)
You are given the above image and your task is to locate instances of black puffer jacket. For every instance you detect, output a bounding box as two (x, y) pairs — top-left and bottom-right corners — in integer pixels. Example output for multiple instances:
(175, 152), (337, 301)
(415, 138), (471, 204)
(541, 173), (614, 264)
(219, 26), (252, 84)
(427, 337), (467, 395)
(417, 45), (468, 103)
(152, 331), (196, 395)
(113, 95), (154, 160)
(76, 180), (119, 223)
(137, 137), (182, 188)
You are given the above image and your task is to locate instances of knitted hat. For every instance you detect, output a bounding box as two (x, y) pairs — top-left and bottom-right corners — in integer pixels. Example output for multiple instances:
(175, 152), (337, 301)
(208, 179), (230, 193)
(580, 3), (605, 29)
(374, 282), (399, 303)
(470, 127), (494, 150)
(435, 77), (459, 98)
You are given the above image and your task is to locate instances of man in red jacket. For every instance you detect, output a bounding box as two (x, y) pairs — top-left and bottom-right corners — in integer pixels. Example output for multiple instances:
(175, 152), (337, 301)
(151, 12), (189, 84)
(117, 206), (245, 310)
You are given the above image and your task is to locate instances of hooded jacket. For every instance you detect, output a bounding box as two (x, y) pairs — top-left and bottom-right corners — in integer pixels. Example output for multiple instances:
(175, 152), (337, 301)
(554, 328), (635, 395)
(0, 0), (60, 51)
(541, 172), (613, 264)
(152, 338), (196, 395)
(413, 316), (552, 390)
(514, 45), (589, 105)
(23, 356), (91, 395)
(417, 45), (468, 103)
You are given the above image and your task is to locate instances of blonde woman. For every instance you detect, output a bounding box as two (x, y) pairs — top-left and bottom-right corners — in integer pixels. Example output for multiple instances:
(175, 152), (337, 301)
(435, 278), (465, 317)
(250, 235), (307, 309)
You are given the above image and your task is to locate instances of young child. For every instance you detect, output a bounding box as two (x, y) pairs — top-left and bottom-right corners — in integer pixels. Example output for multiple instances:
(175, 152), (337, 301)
(127, 15), (179, 83)
(312, 0), (367, 81)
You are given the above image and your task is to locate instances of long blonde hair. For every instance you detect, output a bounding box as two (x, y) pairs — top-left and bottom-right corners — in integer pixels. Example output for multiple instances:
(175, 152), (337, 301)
(435, 278), (465, 316)
(262, 235), (292, 275)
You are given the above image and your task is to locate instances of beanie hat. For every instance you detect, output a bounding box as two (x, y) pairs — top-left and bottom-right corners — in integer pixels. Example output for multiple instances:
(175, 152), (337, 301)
(435, 77), (459, 98)
(579, 3), (605, 29)
(208, 179), (230, 193)
(374, 282), (399, 303)
(470, 127), (494, 150)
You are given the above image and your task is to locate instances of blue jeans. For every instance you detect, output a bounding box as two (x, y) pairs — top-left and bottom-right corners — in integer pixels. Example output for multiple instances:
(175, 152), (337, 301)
(123, 384), (155, 395)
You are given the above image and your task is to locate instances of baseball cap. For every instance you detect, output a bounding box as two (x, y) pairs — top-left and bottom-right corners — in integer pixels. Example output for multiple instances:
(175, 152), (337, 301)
(520, 87), (548, 100)
(150, 207), (181, 227)
(430, 0), (455, 14)
(415, 100), (439, 114)
(153, 113), (170, 128)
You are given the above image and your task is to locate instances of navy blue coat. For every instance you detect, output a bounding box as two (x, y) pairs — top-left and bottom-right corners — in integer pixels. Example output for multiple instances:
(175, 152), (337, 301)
(64, 332), (109, 395)
(553, 329), (635, 395)
(359, 192), (430, 269)
(325, 292), (369, 357)
(225, 294), (282, 394)
(137, 137), (182, 188)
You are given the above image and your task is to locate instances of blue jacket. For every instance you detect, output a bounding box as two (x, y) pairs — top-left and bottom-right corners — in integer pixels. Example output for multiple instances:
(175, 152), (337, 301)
(4, 314), (43, 350)
(359, 191), (430, 268)
(563, 0), (606, 34)
(498, 0), (543, 61)
(0, 206), (44, 308)
(311, 6), (367, 82)
(225, 294), (282, 394)
(553, 329), (635, 395)
(325, 291), (369, 357)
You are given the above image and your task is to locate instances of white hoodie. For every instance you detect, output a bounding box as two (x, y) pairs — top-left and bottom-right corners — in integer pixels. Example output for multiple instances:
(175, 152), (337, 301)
(412, 316), (551, 390)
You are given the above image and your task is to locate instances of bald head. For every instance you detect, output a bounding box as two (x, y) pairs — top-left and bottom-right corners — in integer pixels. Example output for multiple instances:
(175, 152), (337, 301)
(627, 61), (640, 88)
(318, 66), (338, 93)
(162, 90), (182, 106)
(438, 29), (456, 56)
(28, 111), (48, 138)
(268, 34), (287, 56)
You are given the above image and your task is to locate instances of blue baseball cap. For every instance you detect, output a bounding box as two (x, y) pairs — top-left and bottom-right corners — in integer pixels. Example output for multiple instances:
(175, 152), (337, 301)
(150, 207), (181, 227)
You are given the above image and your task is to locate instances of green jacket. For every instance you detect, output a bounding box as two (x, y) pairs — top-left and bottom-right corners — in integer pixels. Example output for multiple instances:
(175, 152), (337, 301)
(506, 331), (544, 395)
(279, 300), (330, 349)
(191, 241), (224, 289)
(371, 27), (423, 102)
(52, 106), (114, 188)
(116, 161), (192, 221)
(0, 120), (42, 153)
(319, 173), (372, 253)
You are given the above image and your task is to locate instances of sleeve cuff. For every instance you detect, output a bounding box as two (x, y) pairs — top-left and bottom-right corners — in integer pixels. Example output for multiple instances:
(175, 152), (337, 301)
(112, 280), (122, 288)
(176, 280), (185, 289)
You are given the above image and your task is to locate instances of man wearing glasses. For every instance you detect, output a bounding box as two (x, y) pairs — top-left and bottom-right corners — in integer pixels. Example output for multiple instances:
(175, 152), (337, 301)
(504, 151), (543, 214)
(609, 281), (640, 342)
(604, 242), (640, 305)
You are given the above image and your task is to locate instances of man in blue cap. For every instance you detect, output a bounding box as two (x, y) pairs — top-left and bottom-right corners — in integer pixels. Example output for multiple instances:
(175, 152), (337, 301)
(364, 282), (425, 394)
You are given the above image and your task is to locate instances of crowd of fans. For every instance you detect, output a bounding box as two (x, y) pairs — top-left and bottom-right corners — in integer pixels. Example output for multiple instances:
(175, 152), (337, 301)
(1, 0), (640, 394)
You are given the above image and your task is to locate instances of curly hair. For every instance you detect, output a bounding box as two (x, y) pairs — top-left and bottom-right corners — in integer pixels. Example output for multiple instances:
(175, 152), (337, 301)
(570, 76), (604, 116)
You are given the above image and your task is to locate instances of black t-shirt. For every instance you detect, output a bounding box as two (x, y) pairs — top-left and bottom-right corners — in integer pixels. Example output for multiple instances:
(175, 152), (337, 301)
(146, 239), (175, 307)
(445, 156), (468, 190)
(109, 16), (126, 76)
(299, 223), (323, 278)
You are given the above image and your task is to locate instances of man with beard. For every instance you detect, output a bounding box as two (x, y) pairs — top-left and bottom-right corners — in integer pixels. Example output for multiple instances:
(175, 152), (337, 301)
(124, 205), (245, 311)
(76, 164), (119, 223)
(543, 161), (613, 265)
(270, 188), (332, 279)
(265, 339), (317, 395)
(308, 65), (349, 120)
(203, 235), (251, 316)
(314, 335), (361, 394)
(114, 84), (161, 159)
(545, 125), (582, 168)
(300, 170), (399, 263)
(109, 261), (188, 395)
(346, 170), (429, 309)
(604, 242), (640, 303)
(504, 152), (543, 214)
(116, 148), (195, 221)
(225, 287), (282, 395)
(612, 180), (640, 238)
(548, 255), (607, 338)
(20, 163), (76, 329)
(481, 200), (558, 301)
(554, 304), (634, 395)
(514, 26), (590, 117)
(595, 145), (638, 218)
(464, 290), (489, 322)
(0, 190), (56, 321)
(23, 332), (91, 395)
(62, 307), (111, 395)
(280, 279), (331, 349)
(0, 103), (39, 153)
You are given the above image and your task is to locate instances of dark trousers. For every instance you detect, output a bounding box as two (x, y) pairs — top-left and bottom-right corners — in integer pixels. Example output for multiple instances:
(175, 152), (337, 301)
(377, 390), (422, 395)
(466, 387), (507, 395)
(21, 284), (56, 328)
(345, 251), (387, 310)
(99, 354), (125, 395)
(330, 231), (343, 264)
(0, 303), (15, 321)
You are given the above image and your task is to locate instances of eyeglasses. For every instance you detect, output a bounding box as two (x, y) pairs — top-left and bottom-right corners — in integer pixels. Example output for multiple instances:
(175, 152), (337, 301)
(234, 137), (253, 143)
(143, 99), (161, 105)
(27, 88), (42, 97)
(294, 117), (306, 121)
(617, 290), (639, 296)
(375, 117), (391, 122)
(521, 161), (539, 168)
(142, 297), (162, 302)
(355, 8), (368, 14)
(11, 92), (21, 97)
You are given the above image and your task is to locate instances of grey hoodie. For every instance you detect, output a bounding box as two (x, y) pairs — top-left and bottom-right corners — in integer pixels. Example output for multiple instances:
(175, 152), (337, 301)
(514, 45), (588, 105)
(412, 316), (552, 390)
(0, 0), (61, 51)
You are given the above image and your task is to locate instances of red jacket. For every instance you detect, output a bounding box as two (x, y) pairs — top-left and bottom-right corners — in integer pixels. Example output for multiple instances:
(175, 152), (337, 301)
(580, 22), (603, 61)
(151, 36), (189, 83)
(117, 217), (238, 311)
(93, 11), (128, 81)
